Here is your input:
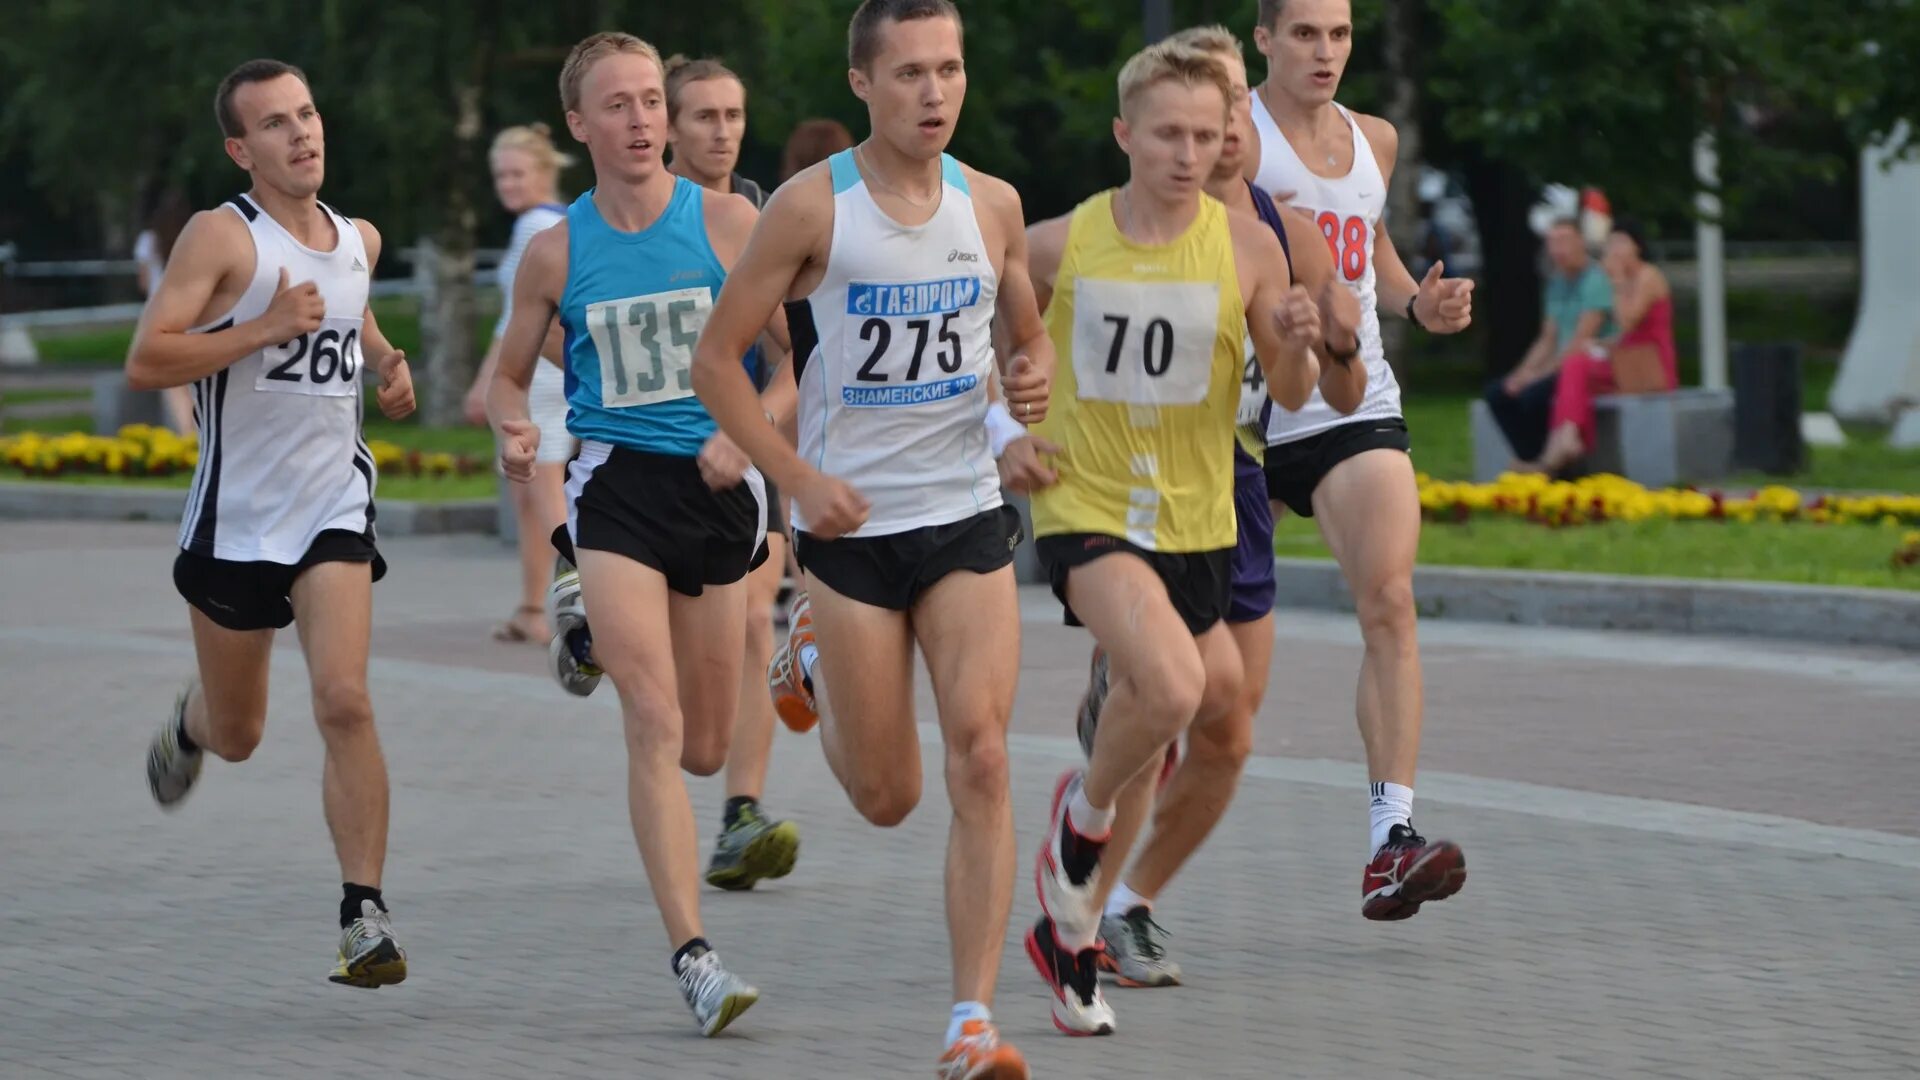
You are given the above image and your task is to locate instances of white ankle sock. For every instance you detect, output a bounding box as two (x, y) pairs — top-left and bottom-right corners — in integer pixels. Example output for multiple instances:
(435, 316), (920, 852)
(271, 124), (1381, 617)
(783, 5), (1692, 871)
(1369, 781), (1413, 855)
(1067, 782), (1114, 838)
(797, 642), (820, 688)
(945, 1001), (990, 1046)
(1105, 882), (1149, 918)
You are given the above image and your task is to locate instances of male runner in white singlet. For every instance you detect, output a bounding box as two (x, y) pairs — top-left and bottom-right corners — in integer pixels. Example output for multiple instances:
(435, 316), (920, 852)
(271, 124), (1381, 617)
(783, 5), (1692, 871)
(691, 4), (1052, 1075)
(134, 58), (417, 989)
(1246, 0), (1475, 919)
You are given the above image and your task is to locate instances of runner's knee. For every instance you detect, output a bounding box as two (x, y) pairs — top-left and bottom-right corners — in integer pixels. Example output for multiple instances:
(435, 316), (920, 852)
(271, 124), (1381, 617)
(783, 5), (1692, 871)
(679, 724), (730, 777)
(943, 723), (1010, 805)
(848, 770), (920, 827)
(311, 681), (374, 743)
(1356, 575), (1417, 646)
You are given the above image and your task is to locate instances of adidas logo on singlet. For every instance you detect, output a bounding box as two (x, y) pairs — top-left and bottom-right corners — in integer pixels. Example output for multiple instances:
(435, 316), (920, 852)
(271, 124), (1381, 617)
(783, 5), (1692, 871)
(350, 257), (366, 272)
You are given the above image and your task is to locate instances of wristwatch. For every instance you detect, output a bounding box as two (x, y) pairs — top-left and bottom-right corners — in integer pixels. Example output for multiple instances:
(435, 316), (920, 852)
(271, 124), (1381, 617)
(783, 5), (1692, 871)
(1405, 295), (1427, 331)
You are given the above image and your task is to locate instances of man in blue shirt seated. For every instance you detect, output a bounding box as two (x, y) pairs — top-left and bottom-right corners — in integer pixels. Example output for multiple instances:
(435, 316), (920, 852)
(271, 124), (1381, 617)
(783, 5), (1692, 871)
(1484, 217), (1614, 463)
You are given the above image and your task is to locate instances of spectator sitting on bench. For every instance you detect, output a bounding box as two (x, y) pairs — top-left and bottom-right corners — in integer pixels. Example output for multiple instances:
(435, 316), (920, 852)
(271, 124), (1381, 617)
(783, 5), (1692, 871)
(1517, 220), (1677, 475)
(1483, 217), (1614, 463)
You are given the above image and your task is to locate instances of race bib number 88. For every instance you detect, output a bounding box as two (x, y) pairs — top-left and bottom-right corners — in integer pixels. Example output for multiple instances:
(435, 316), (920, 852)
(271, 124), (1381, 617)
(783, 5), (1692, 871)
(1070, 278), (1220, 406)
(587, 287), (712, 409)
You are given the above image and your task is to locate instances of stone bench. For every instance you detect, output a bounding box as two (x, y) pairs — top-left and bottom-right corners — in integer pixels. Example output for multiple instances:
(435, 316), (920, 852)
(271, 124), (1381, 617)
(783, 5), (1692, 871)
(1471, 387), (1735, 487)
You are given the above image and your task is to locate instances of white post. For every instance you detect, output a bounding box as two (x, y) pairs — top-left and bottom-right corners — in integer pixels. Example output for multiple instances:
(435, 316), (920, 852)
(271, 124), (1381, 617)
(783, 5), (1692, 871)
(1831, 121), (1920, 422)
(1694, 132), (1728, 390)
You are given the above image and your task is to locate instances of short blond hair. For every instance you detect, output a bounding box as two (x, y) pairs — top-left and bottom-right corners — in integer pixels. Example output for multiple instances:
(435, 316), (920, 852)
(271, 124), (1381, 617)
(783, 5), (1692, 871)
(491, 123), (576, 174)
(1116, 40), (1233, 119)
(559, 31), (664, 113)
(1167, 23), (1243, 60)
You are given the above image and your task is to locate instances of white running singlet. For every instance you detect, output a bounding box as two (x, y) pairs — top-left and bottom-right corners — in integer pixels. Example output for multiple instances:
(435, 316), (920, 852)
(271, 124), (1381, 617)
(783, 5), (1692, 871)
(1248, 96), (1403, 443)
(178, 194), (377, 563)
(791, 150), (1003, 537)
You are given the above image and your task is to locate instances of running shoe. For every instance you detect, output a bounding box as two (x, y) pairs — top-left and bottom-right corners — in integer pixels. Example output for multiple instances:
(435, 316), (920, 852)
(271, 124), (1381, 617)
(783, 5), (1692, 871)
(1024, 915), (1114, 1036)
(1361, 823), (1467, 921)
(1097, 906), (1181, 987)
(704, 803), (801, 891)
(145, 680), (203, 808)
(329, 899), (408, 988)
(676, 948), (759, 1037)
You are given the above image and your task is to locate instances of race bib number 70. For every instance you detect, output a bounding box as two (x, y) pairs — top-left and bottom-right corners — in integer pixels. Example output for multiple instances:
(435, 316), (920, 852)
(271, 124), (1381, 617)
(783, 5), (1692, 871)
(1069, 278), (1220, 406)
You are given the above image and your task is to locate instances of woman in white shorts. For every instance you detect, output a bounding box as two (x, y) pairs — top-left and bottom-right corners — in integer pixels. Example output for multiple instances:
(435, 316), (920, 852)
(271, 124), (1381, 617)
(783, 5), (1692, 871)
(464, 123), (577, 642)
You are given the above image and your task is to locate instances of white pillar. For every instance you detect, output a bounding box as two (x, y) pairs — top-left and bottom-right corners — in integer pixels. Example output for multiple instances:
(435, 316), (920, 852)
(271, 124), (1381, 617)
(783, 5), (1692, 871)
(1831, 121), (1920, 422)
(1694, 132), (1728, 391)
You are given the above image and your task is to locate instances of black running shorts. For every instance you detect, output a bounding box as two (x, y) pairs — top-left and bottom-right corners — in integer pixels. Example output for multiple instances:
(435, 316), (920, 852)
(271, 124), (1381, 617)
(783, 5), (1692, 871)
(794, 505), (1021, 611)
(565, 444), (767, 597)
(1035, 534), (1232, 637)
(1263, 417), (1412, 518)
(173, 529), (385, 632)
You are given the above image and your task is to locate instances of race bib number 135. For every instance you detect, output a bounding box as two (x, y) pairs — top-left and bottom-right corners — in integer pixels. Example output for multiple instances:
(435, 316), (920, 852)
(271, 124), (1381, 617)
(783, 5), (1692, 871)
(587, 287), (712, 409)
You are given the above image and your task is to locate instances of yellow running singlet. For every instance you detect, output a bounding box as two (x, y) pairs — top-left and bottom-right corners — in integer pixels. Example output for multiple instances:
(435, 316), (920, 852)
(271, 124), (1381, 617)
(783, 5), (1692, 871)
(1030, 190), (1247, 553)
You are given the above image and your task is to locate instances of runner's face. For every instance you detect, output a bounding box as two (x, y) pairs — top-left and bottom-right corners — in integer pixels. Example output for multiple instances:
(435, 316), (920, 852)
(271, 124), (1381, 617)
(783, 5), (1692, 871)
(491, 148), (552, 214)
(1256, 0), (1352, 106)
(227, 75), (325, 197)
(1210, 51), (1254, 183)
(850, 15), (965, 159)
(1118, 80), (1227, 206)
(669, 76), (746, 184)
(569, 52), (667, 184)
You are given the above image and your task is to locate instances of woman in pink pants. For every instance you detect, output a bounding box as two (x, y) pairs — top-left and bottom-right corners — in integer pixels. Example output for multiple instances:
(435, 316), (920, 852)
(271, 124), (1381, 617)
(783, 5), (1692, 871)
(1523, 221), (1677, 475)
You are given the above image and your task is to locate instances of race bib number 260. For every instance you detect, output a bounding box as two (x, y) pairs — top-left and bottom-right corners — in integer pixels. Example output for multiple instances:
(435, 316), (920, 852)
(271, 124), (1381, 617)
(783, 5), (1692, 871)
(255, 316), (365, 397)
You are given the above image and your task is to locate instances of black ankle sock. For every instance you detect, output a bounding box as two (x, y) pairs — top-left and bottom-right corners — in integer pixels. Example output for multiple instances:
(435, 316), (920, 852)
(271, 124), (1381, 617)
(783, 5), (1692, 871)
(672, 936), (711, 975)
(723, 796), (759, 828)
(341, 882), (386, 928)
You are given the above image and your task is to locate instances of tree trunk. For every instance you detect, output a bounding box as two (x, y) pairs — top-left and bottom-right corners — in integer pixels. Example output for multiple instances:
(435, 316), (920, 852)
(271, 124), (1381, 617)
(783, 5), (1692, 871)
(421, 80), (484, 428)
(1461, 152), (1542, 379)
(1378, 0), (1422, 372)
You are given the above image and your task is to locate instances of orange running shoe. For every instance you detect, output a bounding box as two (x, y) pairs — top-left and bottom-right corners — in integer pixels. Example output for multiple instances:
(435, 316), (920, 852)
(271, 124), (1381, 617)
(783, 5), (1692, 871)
(937, 1019), (1029, 1079)
(768, 591), (819, 733)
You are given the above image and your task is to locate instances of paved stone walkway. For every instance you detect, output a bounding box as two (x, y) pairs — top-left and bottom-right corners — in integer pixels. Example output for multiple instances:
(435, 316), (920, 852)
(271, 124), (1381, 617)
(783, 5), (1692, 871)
(4, 522), (1915, 1078)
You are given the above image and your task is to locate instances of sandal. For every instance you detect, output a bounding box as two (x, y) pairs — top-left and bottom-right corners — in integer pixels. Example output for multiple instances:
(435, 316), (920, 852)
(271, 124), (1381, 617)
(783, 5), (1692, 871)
(492, 605), (549, 643)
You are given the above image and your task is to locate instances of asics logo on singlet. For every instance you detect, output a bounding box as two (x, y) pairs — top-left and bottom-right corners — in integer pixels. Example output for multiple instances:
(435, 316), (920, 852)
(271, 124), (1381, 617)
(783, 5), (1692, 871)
(846, 277), (980, 316)
(947, 249), (979, 263)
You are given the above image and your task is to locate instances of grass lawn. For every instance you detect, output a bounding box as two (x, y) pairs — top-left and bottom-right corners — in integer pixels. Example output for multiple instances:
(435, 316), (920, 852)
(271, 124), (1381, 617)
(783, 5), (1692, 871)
(16, 292), (1920, 589)
(1274, 513), (1920, 592)
(28, 296), (490, 366)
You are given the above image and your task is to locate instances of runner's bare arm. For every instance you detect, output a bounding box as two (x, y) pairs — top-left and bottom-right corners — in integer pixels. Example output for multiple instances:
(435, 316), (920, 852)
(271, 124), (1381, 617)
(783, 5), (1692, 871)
(705, 192), (801, 428)
(1024, 215), (1071, 319)
(486, 223), (566, 480)
(1360, 115), (1472, 334)
(486, 224), (566, 429)
(1280, 211), (1366, 413)
(691, 173), (831, 493)
(1235, 213), (1320, 411)
(125, 210), (315, 389)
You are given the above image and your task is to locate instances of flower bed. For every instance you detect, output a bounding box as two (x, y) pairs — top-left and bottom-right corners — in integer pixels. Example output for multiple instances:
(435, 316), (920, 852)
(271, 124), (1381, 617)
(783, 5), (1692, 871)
(1420, 472), (1920, 529)
(0, 426), (486, 481)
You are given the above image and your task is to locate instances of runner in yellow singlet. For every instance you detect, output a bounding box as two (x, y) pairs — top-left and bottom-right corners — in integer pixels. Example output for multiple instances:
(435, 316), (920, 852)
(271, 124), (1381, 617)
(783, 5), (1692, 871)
(1017, 37), (1326, 1037)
